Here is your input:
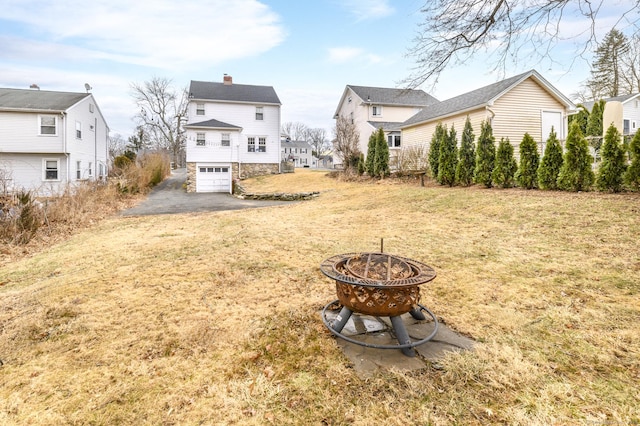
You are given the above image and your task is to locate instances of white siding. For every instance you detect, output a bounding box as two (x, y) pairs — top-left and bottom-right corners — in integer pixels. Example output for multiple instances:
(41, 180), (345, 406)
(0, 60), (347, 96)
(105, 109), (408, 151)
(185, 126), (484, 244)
(0, 111), (65, 153)
(623, 97), (640, 134)
(0, 153), (68, 195)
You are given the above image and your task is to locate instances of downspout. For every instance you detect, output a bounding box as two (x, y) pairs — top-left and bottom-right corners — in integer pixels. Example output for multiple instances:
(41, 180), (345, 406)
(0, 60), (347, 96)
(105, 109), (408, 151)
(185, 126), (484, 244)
(61, 112), (69, 187)
(486, 106), (496, 123)
(94, 117), (98, 181)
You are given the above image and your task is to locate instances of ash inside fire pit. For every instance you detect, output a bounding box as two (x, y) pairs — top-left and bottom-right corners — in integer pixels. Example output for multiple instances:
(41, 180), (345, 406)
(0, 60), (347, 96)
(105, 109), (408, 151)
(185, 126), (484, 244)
(344, 253), (412, 281)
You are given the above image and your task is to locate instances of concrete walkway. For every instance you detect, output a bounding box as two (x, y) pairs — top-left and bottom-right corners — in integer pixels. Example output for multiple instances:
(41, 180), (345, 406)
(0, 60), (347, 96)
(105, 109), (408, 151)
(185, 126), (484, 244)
(120, 168), (292, 216)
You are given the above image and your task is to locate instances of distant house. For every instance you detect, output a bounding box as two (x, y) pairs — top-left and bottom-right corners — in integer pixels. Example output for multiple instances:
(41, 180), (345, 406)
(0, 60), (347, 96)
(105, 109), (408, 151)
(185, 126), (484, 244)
(582, 93), (640, 136)
(184, 75), (281, 193)
(281, 138), (313, 167)
(333, 85), (438, 164)
(401, 70), (575, 158)
(0, 87), (109, 195)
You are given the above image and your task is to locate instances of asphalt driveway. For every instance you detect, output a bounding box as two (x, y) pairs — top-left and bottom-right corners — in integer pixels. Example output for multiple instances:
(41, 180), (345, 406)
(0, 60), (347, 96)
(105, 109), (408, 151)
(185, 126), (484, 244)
(120, 168), (292, 216)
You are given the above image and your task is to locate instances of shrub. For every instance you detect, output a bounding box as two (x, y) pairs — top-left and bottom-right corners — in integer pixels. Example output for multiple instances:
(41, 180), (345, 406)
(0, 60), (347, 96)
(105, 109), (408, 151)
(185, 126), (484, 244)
(373, 128), (390, 178)
(437, 124), (458, 186)
(596, 124), (627, 192)
(624, 130), (640, 191)
(392, 145), (428, 175)
(515, 133), (539, 189)
(429, 123), (445, 179)
(492, 138), (517, 188)
(113, 154), (133, 171)
(455, 117), (475, 186)
(557, 121), (594, 191)
(357, 153), (365, 175)
(365, 132), (376, 176)
(474, 121), (496, 188)
(538, 127), (563, 190)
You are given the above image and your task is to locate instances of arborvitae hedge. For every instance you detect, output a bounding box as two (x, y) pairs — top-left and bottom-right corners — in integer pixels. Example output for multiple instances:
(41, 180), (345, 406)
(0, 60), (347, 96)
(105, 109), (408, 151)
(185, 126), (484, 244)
(586, 100), (605, 137)
(373, 127), (390, 178)
(474, 120), (496, 188)
(365, 132), (377, 176)
(557, 121), (594, 191)
(537, 127), (563, 190)
(515, 133), (539, 189)
(492, 137), (517, 188)
(438, 125), (458, 186)
(429, 123), (445, 179)
(456, 116), (475, 186)
(568, 104), (589, 135)
(596, 123), (627, 192)
(357, 153), (365, 175)
(624, 130), (640, 191)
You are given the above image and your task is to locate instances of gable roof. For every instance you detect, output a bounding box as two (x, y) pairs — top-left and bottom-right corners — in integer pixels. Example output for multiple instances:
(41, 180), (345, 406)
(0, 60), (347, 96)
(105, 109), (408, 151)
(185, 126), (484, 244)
(0, 88), (90, 112)
(189, 80), (281, 105)
(368, 121), (404, 132)
(281, 139), (312, 149)
(184, 118), (242, 130)
(402, 70), (574, 128)
(333, 85), (438, 118)
(581, 93), (640, 112)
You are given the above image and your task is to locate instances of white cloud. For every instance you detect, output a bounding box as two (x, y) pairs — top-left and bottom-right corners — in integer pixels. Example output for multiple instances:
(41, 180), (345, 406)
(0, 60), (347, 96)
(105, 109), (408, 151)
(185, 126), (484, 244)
(339, 0), (395, 21)
(0, 0), (287, 71)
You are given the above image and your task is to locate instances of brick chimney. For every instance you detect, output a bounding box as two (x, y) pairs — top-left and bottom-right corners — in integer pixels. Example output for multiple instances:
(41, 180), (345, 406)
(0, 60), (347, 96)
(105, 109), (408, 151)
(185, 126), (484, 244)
(223, 74), (232, 85)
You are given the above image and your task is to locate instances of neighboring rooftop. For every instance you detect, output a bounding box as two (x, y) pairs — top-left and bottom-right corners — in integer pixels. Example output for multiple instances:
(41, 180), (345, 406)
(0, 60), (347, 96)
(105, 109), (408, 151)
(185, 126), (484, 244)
(347, 85), (438, 107)
(581, 93), (640, 112)
(189, 78), (281, 105)
(0, 88), (90, 111)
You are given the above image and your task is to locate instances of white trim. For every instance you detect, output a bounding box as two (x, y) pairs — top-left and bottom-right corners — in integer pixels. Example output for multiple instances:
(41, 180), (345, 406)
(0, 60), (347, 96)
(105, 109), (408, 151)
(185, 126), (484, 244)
(38, 114), (58, 136)
(42, 158), (61, 181)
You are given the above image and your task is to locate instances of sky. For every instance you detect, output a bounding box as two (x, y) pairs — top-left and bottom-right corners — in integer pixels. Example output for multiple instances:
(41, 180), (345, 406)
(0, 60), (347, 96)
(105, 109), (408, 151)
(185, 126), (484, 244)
(0, 0), (637, 140)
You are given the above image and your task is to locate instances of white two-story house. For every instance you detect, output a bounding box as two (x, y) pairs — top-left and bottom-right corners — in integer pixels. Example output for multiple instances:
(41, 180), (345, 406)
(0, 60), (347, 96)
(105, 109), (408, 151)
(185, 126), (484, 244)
(184, 75), (281, 193)
(333, 85), (438, 165)
(0, 87), (109, 195)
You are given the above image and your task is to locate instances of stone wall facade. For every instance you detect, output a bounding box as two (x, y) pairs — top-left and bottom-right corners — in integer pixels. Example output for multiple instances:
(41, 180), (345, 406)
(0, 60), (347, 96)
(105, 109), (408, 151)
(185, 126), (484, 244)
(186, 162), (197, 193)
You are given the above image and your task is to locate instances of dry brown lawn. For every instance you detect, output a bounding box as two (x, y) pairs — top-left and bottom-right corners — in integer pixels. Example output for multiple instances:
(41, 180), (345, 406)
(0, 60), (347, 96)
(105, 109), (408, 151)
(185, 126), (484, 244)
(1, 169), (639, 425)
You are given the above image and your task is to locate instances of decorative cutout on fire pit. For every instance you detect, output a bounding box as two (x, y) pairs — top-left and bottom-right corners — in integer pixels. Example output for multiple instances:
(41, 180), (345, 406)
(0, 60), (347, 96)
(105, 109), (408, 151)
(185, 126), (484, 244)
(346, 253), (412, 281)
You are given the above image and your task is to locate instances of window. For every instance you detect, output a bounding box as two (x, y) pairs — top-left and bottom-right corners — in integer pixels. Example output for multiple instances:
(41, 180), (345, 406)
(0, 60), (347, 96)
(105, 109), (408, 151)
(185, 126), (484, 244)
(88, 162), (93, 177)
(350, 112), (354, 124)
(40, 115), (57, 135)
(387, 134), (401, 148)
(89, 103), (94, 113)
(372, 106), (382, 116)
(221, 133), (230, 147)
(248, 137), (256, 152)
(196, 103), (205, 115)
(76, 121), (82, 139)
(255, 106), (263, 120)
(44, 159), (59, 180)
(348, 96), (352, 103)
(258, 137), (266, 152)
(76, 161), (81, 179)
(196, 133), (206, 146)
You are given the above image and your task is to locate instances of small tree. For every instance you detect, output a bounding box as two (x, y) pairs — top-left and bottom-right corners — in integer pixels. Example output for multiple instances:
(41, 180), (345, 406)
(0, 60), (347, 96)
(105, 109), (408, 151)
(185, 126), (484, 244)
(333, 115), (361, 173)
(455, 116), (475, 186)
(596, 123), (627, 192)
(624, 130), (640, 191)
(373, 127), (390, 178)
(568, 104), (589, 135)
(537, 127), (564, 190)
(515, 133), (540, 189)
(474, 120), (496, 188)
(357, 153), (366, 175)
(429, 123), (445, 179)
(557, 121), (595, 191)
(586, 99), (605, 137)
(492, 138), (517, 188)
(365, 132), (377, 176)
(437, 125), (458, 186)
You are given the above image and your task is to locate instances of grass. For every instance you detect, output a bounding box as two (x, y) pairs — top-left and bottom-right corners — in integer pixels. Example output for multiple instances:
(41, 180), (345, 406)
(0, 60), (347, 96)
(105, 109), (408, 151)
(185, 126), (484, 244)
(1, 168), (639, 425)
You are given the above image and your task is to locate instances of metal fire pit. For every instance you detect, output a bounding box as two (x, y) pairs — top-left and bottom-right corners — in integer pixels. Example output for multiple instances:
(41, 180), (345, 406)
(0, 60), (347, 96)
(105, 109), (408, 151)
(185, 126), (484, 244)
(320, 252), (439, 357)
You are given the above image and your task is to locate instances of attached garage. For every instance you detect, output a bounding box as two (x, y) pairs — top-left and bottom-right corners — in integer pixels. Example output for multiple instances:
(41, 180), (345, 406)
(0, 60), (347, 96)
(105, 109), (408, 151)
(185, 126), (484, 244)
(196, 164), (231, 193)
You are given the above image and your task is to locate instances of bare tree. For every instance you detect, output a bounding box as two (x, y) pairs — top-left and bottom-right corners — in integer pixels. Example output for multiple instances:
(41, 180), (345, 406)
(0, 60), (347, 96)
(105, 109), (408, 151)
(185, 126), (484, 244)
(131, 77), (188, 166)
(333, 115), (360, 171)
(403, 0), (640, 88)
(307, 128), (330, 166)
(108, 133), (127, 161)
(621, 34), (640, 94)
(281, 122), (310, 141)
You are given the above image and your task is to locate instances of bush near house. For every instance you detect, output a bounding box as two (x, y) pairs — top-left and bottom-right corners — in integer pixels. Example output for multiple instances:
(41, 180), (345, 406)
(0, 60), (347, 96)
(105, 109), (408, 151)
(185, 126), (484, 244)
(437, 125), (458, 186)
(492, 137), (517, 188)
(596, 124), (627, 192)
(429, 122), (446, 179)
(624, 130), (640, 191)
(365, 133), (376, 176)
(474, 120), (496, 188)
(373, 128), (390, 178)
(538, 128), (564, 190)
(557, 121), (595, 192)
(515, 133), (539, 189)
(455, 117), (476, 186)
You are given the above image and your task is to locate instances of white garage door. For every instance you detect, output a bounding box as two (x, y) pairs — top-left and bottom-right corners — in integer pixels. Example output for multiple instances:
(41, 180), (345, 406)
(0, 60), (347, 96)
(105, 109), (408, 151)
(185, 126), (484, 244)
(196, 165), (230, 192)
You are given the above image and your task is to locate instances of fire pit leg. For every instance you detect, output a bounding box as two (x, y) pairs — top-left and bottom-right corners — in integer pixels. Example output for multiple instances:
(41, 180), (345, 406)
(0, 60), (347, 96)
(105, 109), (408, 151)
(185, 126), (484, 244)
(331, 306), (354, 333)
(409, 307), (426, 321)
(390, 316), (416, 357)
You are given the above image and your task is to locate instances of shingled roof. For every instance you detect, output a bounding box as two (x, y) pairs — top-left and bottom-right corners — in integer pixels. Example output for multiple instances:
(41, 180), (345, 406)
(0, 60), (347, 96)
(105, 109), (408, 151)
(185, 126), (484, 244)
(189, 80), (281, 105)
(0, 88), (90, 111)
(581, 93), (640, 112)
(402, 70), (574, 128)
(347, 85), (438, 106)
(184, 118), (242, 130)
